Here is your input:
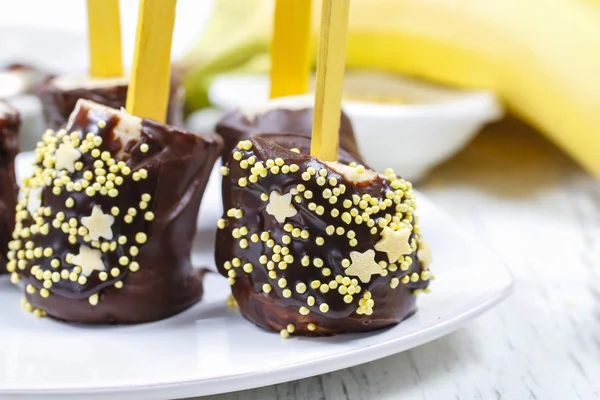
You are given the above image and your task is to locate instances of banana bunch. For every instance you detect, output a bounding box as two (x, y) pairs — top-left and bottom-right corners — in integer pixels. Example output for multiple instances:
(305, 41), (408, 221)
(180, 0), (600, 178)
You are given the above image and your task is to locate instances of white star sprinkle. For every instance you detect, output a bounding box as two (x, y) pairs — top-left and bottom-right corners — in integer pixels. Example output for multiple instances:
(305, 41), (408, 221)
(55, 141), (81, 172)
(81, 205), (115, 241)
(265, 191), (297, 224)
(27, 187), (43, 215)
(72, 245), (106, 277)
(374, 226), (412, 263)
(345, 249), (384, 283)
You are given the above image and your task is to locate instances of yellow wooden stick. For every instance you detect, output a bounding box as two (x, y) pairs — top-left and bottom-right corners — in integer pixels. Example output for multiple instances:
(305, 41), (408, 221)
(87, 0), (123, 78)
(126, 0), (177, 123)
(311, 0), (350, 161)
(270, 0), (312, 99)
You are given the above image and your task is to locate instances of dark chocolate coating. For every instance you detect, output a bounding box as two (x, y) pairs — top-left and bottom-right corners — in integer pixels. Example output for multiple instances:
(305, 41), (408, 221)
(0, 102), (19, 274)
(216, 133), (430, 336)
(37, 76), (185, 130)
(10, 101), (223, 323)
(215, 107), (362, 163)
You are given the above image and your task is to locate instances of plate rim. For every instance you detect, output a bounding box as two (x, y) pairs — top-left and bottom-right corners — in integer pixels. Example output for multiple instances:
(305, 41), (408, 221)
(1, 280), (513, 399)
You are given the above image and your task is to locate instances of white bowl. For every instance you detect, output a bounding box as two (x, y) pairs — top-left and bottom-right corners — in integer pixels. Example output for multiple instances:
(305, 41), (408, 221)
(208, 73), (503, 181)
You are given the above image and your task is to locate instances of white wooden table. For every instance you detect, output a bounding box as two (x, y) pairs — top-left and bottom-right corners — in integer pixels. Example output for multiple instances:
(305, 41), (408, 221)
(198, 118), (600, 400)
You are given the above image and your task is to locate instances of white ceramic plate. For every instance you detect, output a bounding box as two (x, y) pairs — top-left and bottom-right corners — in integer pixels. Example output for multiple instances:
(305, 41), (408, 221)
(0, 154), (513, 399)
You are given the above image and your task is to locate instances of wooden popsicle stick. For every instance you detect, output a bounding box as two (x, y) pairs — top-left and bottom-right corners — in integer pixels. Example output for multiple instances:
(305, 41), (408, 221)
(269, 0), (313, 99)
(125, 0), (177, 123)
(310, 0), (350, 161)
(86, 0), (123, 78)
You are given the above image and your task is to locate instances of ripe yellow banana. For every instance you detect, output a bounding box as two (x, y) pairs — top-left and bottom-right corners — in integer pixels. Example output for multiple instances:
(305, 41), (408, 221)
(181, 0), (600, 178)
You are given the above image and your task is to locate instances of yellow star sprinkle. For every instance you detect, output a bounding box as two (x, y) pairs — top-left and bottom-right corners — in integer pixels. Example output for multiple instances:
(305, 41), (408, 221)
(55, 141), (81, 173)
(82, 205), (115, 240)
(346, 249), (383, 283)
(72, 245), (106, 277)
(374, 226), (412, 263)
(266, 191), (297, 224)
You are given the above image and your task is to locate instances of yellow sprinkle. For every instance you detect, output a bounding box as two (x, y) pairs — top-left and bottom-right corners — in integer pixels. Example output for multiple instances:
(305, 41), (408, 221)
(130, 262), (140, 272)
(296, 282), (307, 293)
(282, 289), (292, 298)
(299, 306), (310, 315)
(263, 283), (272, 293)
(140, 143), (150, 153)
(89, 294), (99, 306)
(280, 329), (290, 339)
(135, 232), (147, 244)
(319, 303), (329, 313)
(243, 263), (253, 273)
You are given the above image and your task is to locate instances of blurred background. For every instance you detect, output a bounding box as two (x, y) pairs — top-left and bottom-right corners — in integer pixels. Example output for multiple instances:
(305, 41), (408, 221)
(3, 0), (600, 184)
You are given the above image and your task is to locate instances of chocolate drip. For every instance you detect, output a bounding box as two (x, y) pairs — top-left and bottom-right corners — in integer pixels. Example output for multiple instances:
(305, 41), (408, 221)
(215, 107), (363, 163)
(10, 101), (223, 323)
(0, 102), (20, 275)
(215, 133), (431, 336)
(37, 75), (185, 130)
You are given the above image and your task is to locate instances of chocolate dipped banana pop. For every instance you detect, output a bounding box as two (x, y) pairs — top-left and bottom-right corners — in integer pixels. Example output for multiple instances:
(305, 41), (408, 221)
(0, 101), (20, 275)
(37, 74), (185, 130)
(215, 96), (362, 162)
(215, 134), (432, 336)
(7, 99), (223, 323)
